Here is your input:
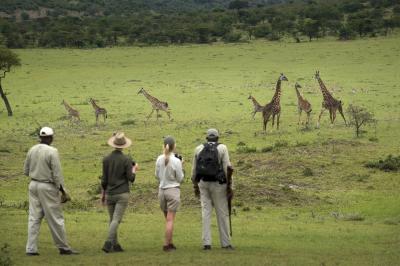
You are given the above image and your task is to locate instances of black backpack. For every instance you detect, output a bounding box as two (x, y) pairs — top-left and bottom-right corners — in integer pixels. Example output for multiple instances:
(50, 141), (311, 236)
(195, 143), (225, 182)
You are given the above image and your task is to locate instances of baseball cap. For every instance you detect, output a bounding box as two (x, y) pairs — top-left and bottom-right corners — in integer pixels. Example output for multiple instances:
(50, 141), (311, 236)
(39, 127), (54, 137)
(206, 128), (219, 138)
(164, 136), (175, 148)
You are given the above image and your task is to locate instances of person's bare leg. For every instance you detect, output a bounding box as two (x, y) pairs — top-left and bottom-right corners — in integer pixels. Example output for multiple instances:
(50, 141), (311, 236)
(165, 211), (176, 246)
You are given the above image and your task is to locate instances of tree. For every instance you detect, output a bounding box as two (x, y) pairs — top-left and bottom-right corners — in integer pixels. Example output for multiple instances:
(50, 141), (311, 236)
(0, 47), (21, 116)
(347, 104), (375, 137)
(300, 18), (320, 41)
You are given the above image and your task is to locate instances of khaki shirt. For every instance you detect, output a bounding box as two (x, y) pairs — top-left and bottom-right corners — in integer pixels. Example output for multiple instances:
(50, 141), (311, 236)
(24, 143), (64, 189)
(191, 142), (231, 182)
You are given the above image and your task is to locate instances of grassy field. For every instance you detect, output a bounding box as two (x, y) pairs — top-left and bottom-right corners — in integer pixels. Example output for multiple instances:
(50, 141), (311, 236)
(0, 36), (399, 265)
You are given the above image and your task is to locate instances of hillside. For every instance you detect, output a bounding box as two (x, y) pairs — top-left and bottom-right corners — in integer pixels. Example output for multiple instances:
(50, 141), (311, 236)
(0, 0), (278, 16)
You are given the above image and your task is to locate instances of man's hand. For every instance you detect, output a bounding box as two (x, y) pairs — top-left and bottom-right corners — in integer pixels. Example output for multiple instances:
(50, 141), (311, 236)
(132, 164), (139, 173)
(60, 191), (71, 203)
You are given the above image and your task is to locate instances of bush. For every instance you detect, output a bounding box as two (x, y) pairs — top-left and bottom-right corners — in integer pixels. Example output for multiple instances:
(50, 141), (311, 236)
(121, 119), (136, 125)
(274, 140), (288, 148)
(303, 167), (314, 176)
(261, 146), (273, 153)
(222, 31), (242, 43)
(365, 155), (400, 172)
(236, 146), (257, 153)
(0, 243), (12, 266)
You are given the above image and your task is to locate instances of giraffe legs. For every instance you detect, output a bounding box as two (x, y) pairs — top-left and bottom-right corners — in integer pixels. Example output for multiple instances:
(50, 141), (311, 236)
(251, 111), (256, 119)
(317, 109), (325, 128)
(277, 113), (281, 130)
(146, 109), (155, 121)
(272, 114), (275, 127)
(166, 111), (172, 121)
(306, 111), (311, 125)
(338, 109), (347, 125)
(298, 109), (302, 125)
(95, 114), (99, 126)
(263, 112), (272, 132)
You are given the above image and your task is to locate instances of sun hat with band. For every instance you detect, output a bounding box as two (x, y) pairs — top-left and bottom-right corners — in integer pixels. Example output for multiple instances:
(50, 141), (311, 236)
(107, 132), (132, 149)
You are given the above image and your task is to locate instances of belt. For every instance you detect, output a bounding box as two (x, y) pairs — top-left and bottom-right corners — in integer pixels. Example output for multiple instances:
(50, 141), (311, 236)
(160, 186), (180, 190)
(31, 178), (53, 183)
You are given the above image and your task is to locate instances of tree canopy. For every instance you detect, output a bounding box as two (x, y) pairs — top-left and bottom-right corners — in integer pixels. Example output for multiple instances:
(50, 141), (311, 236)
(0, 0), (399, 48)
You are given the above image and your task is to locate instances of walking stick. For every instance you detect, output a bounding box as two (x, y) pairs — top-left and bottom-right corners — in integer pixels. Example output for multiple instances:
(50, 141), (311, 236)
(227, 166), (234, 237)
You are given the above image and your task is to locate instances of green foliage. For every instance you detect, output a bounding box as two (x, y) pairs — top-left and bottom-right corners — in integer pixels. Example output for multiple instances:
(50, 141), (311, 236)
(0, 48), (21, 72)
(347, 104), (375, 137)
(365, 155), (400, 172)
(0, 0), (399, 48)
(261, 146), (273, 152)
(303, 167), (314, 177)
(0, 243), (12, 266)
(236, 145), (257, 153)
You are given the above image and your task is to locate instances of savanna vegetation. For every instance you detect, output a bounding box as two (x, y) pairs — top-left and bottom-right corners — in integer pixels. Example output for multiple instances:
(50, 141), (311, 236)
(0, 0), (400, 48)
(0, 34), (399, 265)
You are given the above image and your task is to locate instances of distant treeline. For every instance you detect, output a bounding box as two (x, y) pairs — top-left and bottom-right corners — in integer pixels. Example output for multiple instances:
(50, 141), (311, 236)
(0, 0), (399, 48)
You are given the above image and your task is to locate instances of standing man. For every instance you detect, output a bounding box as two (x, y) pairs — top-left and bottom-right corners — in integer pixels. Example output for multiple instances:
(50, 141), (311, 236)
(101, 132), (137, 253)
(192, 128), (234, 250)
(24, 127), (78, 256)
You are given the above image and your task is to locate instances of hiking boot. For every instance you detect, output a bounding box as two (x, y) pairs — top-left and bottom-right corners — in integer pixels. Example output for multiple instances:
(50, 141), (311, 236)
(168, 244), (176, 250)
(203, 245), (211, 250)
(113, 243), (124, 252)
(102, 241), (113, 253)
(222, 245), (235, 250)
(59, 248), (79, 255)
(163, 245), (172, 252)
(26, 252), (40, 256)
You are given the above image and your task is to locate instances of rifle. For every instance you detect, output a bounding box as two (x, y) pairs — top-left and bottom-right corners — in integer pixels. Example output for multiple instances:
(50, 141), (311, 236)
(227, 165), (234, 237)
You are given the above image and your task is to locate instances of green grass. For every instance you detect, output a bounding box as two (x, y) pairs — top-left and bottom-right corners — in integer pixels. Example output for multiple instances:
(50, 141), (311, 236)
(0, 36), (400, 265)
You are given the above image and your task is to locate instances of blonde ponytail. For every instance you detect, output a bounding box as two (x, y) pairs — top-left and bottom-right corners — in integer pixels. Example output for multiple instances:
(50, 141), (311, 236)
(164, 143), (172, 166)
(163, 136), (176, 166)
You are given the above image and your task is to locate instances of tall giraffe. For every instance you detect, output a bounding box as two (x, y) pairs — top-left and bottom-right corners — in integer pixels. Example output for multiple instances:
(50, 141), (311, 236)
(89, 98), (107, 125)
(61, 99), (80, 122)
(137, 88), (171, 121)
(314, 71), (346, 128)
(248, 94), (264, 119)
(294, 83), (312, 125)
(262, 73), (288, 131)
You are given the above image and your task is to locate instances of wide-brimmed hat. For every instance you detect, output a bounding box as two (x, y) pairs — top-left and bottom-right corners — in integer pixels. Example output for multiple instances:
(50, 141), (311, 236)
(107, 132), (132, 148)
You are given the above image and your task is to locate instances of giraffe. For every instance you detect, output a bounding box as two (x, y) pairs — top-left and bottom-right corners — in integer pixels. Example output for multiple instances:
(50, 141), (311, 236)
(294, 83), (312, 125)
(137, 88), (171, 121)
(88, 98), (107, 125)
(314, 71), (347, 128)
(61, 99), (80, 122)
(248, 94), (264, 119)
(262, 73), (288, 131)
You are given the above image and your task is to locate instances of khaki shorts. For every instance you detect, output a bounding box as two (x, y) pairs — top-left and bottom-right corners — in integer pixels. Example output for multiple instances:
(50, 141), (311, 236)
(158, 187), (180, 212)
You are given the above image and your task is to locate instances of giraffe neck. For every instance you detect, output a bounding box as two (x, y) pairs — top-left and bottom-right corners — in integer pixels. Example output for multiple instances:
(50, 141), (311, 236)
(295, 86), (302, 100)
(317, 77), (333, 101)
(90, 100), (100, 110)
(250, 96), (261, 107)
(272, 79), (281, 104)
(63, 101), (72, 111)
(141, 89), (159, 104)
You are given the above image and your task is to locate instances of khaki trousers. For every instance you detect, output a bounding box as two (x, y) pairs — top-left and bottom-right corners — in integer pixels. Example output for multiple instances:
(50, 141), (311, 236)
(26, 181), (70, 253)
(198, 180), (231, 247)
(106, 192), (129, 245)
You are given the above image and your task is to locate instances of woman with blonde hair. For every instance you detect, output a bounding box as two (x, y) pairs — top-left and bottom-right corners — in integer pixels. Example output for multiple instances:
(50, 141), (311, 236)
(155, 136), (184, 252)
